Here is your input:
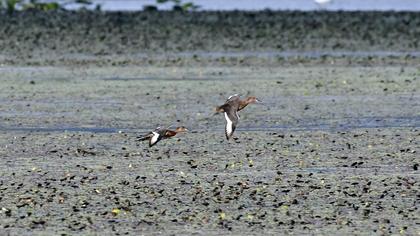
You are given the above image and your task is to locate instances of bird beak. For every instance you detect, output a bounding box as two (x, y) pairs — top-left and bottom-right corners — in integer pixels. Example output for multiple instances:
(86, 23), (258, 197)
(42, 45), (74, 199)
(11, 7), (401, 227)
(255, 98), (269, 108)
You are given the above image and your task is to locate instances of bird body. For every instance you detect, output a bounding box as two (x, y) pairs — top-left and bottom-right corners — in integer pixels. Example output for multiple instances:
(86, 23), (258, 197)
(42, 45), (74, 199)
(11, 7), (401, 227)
(215, 95), (261, 140)
(224, 110), (238, 140)
(137, 126), (188, 147)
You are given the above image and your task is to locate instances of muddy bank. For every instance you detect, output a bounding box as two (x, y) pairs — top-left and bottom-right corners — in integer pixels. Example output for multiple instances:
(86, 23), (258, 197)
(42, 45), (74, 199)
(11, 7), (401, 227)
(0, 129), (418, 235)
(0, 65), (419, 234)
(1, 11), (420, 66)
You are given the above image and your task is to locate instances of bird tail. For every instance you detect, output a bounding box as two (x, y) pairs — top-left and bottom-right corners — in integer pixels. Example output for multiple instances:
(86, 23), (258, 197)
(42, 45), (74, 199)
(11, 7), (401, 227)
(137, 134), (150, 141)
(214, 105), (225, 114)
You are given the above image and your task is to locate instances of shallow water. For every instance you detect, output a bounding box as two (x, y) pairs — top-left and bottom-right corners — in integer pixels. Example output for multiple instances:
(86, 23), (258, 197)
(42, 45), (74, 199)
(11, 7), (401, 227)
(1, 115), (419, 134)
(70, 0), (420, 11)
(134, 51), (420, 59)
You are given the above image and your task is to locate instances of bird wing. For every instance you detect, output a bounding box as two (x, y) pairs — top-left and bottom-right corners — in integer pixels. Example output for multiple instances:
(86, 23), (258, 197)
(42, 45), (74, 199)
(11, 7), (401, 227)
(164, 130), (177, 138)
(226, 94), (240, 103)
(215, 95), (240, 114)
(137, 132), (153, 141)
(149, 131), (163, 147)
(224, 109), (239, 140)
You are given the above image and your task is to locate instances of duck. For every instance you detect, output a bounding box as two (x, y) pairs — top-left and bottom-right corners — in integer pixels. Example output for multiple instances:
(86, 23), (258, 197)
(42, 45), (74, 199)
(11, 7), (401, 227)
(215, 94), (261, 140)
(137, 126), (188, 147)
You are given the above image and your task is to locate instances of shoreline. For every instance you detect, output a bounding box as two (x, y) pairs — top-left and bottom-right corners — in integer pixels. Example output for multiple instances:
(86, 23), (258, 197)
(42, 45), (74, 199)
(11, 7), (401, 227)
(2, 51), (420, 67)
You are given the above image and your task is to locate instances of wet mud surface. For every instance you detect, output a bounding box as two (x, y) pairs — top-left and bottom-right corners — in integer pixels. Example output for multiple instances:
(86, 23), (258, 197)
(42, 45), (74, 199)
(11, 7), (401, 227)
(0, 65), (419, 235)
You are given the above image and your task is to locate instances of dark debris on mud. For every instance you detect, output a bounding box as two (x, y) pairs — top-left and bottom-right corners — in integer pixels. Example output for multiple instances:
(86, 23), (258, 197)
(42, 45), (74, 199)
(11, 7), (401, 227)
(0, 128), (418, 235)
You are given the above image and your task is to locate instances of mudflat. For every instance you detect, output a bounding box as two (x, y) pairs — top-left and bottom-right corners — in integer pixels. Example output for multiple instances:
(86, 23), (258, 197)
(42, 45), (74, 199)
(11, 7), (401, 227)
(0, 9), (419, 235)
(0, 65), (419, 235)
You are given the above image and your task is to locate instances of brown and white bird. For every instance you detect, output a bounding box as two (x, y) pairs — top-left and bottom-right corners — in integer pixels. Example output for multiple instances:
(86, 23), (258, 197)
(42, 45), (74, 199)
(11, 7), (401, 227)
(137, 126), (188, 147)
(215, 94), (261, 140)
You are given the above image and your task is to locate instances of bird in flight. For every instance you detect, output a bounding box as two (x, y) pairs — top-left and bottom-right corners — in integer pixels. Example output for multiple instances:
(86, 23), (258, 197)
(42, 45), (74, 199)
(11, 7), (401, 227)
(137, 126), (188, 147)
(215, 94), (261, 140)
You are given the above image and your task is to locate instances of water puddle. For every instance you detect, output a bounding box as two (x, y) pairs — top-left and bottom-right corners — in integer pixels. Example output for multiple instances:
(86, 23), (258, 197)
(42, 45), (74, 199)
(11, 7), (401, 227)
(0, 126), (125, 133)
(102, 77), (225, 81)
(1, 116), (419, 134)
(70, 0), (420, 12)
(131, 51), (420, 60)
(240, 116), (420, 131)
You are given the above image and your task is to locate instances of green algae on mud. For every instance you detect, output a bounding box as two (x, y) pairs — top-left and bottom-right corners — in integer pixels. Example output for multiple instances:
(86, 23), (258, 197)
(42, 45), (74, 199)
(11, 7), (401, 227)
(0, 65), (419, 235)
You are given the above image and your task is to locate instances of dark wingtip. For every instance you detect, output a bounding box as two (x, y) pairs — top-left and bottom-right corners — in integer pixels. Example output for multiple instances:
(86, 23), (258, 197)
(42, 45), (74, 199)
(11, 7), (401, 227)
(225, 131), (232, 140)
(137, 136), (148, 141)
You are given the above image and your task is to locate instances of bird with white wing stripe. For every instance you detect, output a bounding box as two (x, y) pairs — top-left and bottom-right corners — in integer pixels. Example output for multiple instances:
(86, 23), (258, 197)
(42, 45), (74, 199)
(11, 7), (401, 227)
(137, 126), (188, 147)
(215, 94), (261, 140)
